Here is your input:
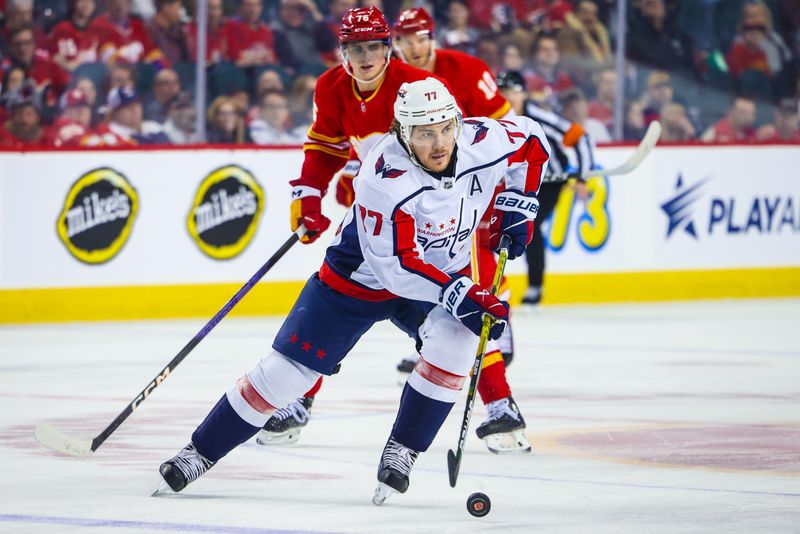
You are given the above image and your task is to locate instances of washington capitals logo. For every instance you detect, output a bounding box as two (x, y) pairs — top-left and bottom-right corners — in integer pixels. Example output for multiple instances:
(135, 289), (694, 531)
(660, 173), (709, 239)
(464, 119), (489, 145)
(375, 154), (407, 179)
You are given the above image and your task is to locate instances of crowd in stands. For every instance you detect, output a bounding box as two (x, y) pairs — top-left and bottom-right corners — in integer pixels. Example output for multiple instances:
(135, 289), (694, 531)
(0, 0), (797, 148)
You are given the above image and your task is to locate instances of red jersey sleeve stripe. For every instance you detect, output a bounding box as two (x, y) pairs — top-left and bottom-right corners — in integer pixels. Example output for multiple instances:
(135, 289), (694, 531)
(393, 209), (450, 287)
(507, 135), (550, 194)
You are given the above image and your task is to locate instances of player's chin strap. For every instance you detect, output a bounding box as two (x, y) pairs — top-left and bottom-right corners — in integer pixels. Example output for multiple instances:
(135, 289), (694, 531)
(340, 46), (392, 85)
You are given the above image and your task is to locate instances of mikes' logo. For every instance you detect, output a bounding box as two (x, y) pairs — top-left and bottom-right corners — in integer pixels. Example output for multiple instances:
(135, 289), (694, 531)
(56, 167), (138, 264)
(187, 165), (264, 260)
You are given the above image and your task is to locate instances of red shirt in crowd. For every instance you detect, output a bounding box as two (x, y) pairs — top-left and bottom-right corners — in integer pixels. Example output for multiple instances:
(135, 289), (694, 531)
(49, 19), (99, 64)
(588, 100), (613, 130)
(726, 41), (770, 78)
(1, 50), (70, 96)
(223, 17), (277, 65)
(88, 13), (167, 66)
(187, 22), (228, 63)
(704, 117), (757, 142)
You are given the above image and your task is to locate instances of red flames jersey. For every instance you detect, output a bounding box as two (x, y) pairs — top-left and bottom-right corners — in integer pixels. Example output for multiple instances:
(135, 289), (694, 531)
(432, 49), (510, 119)
(49, 20), (98, 62)
(299, 59), (447, 193)
(88, 14), (166, 65)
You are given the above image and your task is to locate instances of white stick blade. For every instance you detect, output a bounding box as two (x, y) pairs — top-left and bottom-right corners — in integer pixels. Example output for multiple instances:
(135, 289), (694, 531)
(35, 424), (92, 457)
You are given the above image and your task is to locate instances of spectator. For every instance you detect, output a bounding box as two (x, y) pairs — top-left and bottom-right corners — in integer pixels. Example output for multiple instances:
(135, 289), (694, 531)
(642, 71), (674, 124)
(1, 0), (48, 53)
(45, 87), (93, 146)
(271, 0), (336, 70)
(144, 67), (180, 122)
(206, 95), (250, 143)
(2, 26), (70, 99)
(659, 102), (696, 141)
(287, 73), (315, 128)
(627, 0), (693, 73)
(224, 0), (280, 69)
(701, 97), (758, 142)
(162, 91), (200, 144)
(74, 76), (101, 124)
(324, 0), (356, 45)
(147, 0), (191, 65)
(106, 85), (170, 144)
(560, 86), (612, 142)
(558, 0), (612, 65)
(49, 0), (99, 72)
(526, 34), (575, 110)
(499, 43), (526, 73)
(187, 0), (227, 64)
(3, 81), (44, 146)
(756, 98), (800, 141)
(255, 68), (285, 97)
(0, 67), (27, 114)
(474, 36), (501, 75)
(88, 0), (168, 67)
(588, 67), (615, 131)
(624, 99), (647, 140)
(109, 62), (137, 90)
(248, 88), (302, 144)
(437, 1), (480, 54)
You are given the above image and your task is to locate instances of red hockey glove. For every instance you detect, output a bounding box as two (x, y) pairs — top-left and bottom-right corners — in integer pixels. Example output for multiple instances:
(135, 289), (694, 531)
(335, 159), (361, 208)
(488, 189), (538, 260)
(440, 275), (509, 339)
(289, 181), (331, 244)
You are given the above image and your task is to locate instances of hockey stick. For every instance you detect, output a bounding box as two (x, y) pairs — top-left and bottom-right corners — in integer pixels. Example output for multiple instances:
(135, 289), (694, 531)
(447, 235), (511, 488)
(34, 226), (306, 457)
(540, 120), (662, 184)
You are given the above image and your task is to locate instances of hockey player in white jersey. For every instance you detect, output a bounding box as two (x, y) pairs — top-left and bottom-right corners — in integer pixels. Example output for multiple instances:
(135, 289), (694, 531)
(156, 78), (550, 504)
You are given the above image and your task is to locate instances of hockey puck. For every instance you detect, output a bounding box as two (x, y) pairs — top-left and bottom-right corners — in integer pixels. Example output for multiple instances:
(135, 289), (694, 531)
(466, 492), (491, 517)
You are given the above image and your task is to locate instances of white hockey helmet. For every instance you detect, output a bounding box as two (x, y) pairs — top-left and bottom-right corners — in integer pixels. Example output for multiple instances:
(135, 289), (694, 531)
(393, 77), (462, 145)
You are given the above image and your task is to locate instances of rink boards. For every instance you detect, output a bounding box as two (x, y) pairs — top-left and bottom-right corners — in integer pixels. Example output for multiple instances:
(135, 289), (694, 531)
(0, 143), (798, 322)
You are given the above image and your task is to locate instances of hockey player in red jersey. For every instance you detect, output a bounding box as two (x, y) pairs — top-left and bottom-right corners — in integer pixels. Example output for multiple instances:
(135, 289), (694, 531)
(156, 77), (549, 503)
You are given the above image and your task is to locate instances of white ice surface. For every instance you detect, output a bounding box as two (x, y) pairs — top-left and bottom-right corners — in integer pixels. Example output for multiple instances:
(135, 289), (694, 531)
(1, 299), (799, 533)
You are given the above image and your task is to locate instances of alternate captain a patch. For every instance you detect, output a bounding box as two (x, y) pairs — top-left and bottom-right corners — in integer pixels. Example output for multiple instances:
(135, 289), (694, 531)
(375, 154), (407, 179)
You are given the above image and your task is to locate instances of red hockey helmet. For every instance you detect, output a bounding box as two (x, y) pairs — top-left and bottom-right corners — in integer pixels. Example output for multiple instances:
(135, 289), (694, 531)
(393, 7), (435, 36)
(339, 6), (391, 43)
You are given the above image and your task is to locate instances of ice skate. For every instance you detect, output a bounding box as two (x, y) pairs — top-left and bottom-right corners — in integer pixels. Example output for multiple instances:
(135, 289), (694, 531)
(517, 287), (542, 316)
(372, 437), (419, 506)
(153, 442), (216, 495)
(395, 352), (420, 385)
(256, 396), (313, 445)
(476, 396), (532, 454)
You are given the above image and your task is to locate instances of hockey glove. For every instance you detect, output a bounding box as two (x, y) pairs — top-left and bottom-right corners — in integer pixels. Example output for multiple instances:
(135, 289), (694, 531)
(290, 181), (331, 244)
(440, 275), (509, 339)
(489, 189), (539, 260)
(335, 159), (361, 208)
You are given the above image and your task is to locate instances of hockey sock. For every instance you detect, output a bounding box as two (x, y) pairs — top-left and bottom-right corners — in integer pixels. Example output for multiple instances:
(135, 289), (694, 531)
(191, 395), (261, 462)
(477, 350), (512, 405)
(303, 376), (323, 398)
(391, 383), (453, 452)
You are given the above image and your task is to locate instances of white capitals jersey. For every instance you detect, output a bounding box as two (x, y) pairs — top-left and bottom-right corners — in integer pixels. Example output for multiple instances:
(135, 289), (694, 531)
(319, 116), (551, 305)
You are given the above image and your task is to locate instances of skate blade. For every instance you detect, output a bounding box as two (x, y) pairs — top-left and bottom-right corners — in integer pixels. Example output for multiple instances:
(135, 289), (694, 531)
(484, 430), (532, 455)
(372, 482), (396, 506)
(151, 479), (173, 497)
(255, 429), (301, 446)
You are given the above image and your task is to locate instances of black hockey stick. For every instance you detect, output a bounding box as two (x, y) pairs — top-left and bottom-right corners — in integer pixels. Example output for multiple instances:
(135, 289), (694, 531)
(447, 235), (511, 487)
(34, 227), (305, 457)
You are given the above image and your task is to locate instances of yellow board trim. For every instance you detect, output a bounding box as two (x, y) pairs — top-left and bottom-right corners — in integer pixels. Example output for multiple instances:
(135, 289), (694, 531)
(1, 267), (799, 323)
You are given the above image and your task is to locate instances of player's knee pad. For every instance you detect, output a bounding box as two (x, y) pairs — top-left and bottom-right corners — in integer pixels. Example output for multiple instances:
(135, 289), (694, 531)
(407, 356), (465, 403)
(418, 307), (480, 376)
(227, 351), (321, 427)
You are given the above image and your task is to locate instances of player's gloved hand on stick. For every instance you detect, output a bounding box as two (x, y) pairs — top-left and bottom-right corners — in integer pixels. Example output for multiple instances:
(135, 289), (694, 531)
(440, 275), (509, 339)
(290, 180), (330, 244)
(335, 159), (361, 208)
(488, 189), (539, 260)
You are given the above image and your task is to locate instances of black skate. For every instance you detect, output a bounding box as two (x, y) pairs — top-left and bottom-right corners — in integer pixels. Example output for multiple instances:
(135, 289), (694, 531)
(256, 396), (313, 446)
(153, 442), (216, 495)
(476, 396), (532, 455)
(372, 437), (419, 506)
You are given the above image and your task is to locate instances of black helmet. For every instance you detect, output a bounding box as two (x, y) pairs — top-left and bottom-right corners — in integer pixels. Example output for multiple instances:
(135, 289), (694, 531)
(496, 70), (526, 92)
